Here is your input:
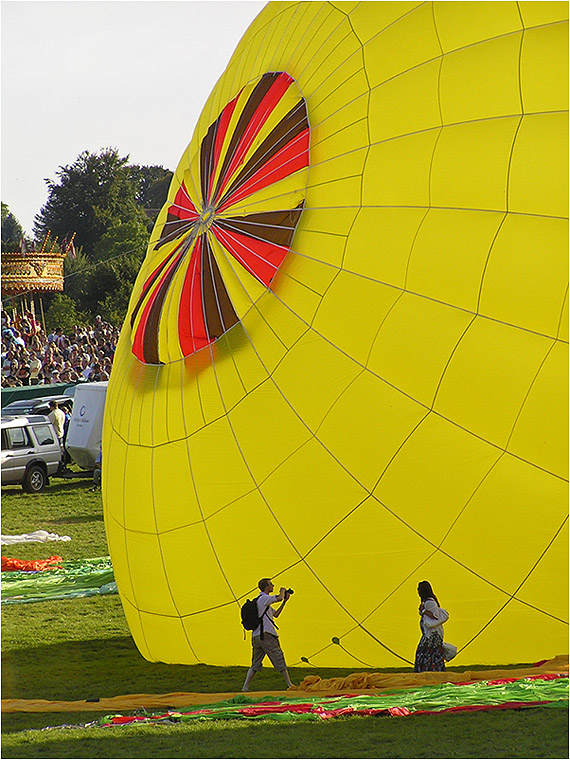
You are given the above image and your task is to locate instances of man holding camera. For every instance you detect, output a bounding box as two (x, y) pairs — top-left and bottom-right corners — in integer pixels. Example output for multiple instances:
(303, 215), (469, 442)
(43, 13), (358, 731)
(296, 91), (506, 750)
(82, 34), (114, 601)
(242, 578), (294, 691)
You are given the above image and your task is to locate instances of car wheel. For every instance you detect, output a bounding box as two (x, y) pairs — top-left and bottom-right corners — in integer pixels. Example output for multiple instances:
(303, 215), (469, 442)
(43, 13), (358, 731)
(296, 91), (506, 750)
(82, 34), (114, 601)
(22, 464), (48, 493)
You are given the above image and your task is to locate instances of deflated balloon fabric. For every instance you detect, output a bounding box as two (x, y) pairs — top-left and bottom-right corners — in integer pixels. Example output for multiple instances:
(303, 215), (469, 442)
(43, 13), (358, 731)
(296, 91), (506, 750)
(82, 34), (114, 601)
(1, 556), (63, 572)
(1, 556), (116, 604)
(92, 676), (568, 727)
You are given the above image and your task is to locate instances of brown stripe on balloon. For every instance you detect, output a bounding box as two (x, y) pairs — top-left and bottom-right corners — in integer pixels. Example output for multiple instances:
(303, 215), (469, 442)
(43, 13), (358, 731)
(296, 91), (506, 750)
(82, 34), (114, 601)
(201, 234), (239, 339)
(200, 116), (220, 205)
(130, 248), (178, 329)
(211, 72), (282, 204)
(154, 214), (197, 250)
(217, 102), (308, 208)
(141, 252), (187, 364)
(216, 202), (305, 248)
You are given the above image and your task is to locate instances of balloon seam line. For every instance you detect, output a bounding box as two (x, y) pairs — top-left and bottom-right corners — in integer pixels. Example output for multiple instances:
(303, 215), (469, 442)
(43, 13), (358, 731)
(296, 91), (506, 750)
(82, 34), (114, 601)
(369, 491), (569, 626)
(555, 284), (568, 341)
(456, 514), (570, 654)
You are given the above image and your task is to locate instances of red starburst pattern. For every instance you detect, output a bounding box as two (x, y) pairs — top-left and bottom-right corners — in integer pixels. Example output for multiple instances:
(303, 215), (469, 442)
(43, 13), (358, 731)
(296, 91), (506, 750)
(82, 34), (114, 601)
(130, 72), (309, 364)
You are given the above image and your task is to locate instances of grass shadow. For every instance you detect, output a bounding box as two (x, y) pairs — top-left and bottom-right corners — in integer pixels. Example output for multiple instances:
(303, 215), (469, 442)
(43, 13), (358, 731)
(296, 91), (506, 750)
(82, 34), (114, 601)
(2, 636), (316, 701)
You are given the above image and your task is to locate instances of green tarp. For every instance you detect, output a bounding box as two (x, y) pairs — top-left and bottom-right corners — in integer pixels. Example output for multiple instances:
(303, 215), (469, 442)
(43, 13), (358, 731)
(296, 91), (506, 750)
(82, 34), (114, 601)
(1, 556), (116, 604)
(1, 382), (78, 407)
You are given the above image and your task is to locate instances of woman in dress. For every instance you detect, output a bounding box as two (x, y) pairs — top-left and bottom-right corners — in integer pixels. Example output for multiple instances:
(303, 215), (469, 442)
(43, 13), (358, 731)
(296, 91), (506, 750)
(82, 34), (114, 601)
(414, 580), (446, 672)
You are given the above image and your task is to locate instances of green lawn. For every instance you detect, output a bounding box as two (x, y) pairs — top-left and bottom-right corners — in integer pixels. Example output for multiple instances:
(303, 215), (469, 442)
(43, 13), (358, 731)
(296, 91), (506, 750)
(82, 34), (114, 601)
(3, 709), (568, 759)
(2, 475), (568, 759)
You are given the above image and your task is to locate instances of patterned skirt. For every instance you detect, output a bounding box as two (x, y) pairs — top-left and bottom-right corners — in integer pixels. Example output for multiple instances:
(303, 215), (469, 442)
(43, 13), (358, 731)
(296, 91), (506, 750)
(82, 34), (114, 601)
(413, 632), (446, 672)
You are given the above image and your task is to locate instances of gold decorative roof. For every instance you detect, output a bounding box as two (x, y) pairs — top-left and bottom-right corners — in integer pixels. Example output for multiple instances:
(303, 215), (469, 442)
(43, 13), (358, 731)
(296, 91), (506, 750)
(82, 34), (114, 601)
(1, 251), (65, 295)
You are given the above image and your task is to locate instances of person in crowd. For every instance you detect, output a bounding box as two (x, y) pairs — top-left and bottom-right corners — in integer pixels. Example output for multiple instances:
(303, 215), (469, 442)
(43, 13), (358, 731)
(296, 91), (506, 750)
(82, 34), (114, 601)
(241, 578), (294, 692)
(414, 581), (447, 672)
(15, 363), (30, 386)
(29, 351), (42, 383)
(0, 315), (119, 388)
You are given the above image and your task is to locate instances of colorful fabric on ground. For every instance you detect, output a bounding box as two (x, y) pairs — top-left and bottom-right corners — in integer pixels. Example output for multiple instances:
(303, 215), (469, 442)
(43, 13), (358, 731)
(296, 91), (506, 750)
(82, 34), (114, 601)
(1, 556), (63, 572)
(3, 658), (567, 715)
(1, 531), (71, 545)
(92, 676), (568, 727)
(1, 556), (116, 604)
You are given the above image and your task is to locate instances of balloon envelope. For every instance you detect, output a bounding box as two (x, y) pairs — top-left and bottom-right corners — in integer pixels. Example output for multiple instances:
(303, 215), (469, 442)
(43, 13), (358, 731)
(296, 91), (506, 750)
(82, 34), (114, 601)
(104, 1), (568, 668)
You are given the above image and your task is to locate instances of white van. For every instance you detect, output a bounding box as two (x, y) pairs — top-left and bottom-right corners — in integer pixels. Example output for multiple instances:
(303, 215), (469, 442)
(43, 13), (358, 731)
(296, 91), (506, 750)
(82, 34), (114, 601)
(65, 382), (108, 470)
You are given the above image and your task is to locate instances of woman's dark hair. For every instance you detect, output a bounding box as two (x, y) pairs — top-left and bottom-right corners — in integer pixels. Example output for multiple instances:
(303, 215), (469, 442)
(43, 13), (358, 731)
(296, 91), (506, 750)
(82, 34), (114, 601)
(418, 580), (439, 606)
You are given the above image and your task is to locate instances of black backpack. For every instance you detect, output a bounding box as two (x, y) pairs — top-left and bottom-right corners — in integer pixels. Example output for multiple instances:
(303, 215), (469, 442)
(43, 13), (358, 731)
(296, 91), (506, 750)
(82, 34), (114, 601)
(240, 595), (275, 639)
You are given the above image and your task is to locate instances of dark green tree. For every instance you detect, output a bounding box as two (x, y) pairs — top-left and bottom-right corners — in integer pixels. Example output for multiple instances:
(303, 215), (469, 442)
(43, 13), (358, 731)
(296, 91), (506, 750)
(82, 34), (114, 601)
(34, 148), (148, 258)
(1, 203), (27, 252)
(44, 293), (86, 334)
(61, 247), (92, 313)
(129, 165), (173, 211)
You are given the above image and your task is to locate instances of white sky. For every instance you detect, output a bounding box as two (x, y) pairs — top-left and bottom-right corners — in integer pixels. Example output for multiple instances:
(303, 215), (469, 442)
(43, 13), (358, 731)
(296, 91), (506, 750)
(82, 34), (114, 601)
(1, 0), (267, 235)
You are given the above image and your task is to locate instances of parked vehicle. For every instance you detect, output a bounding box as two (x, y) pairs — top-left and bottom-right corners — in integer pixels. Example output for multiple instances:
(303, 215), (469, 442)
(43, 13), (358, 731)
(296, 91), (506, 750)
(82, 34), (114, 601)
(66, 382), (108, 470)
(1, 394), (73, 418)
(1, 415), (63, 492)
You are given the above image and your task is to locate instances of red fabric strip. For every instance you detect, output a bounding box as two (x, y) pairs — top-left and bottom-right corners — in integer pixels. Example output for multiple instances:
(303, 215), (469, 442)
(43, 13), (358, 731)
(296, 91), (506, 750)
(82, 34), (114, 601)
(238, 702), (315, 716)
(212, 224), (288, 287)
(217, 128), (309, 212)
(1, 556), (63, 572)
(177, 236), (212, 356)
(486, 674), (565, 686)
(208, 94), (240, 201)
(170, 182), (200, 220)
(214, 73), (294, 203)
(110, 715), (144, 725)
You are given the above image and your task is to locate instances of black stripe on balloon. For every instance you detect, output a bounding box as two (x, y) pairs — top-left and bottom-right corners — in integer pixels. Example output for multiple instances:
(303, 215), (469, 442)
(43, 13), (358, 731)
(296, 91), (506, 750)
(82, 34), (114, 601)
(217, 101), (308, 210)
(201, 234), (239, 340)
(216, 202), (305, 248)
(153, 214), (197, 250)
(210, 72), (282, 205)
(141, 251), (187, 365)
(200, 115), (220, 206)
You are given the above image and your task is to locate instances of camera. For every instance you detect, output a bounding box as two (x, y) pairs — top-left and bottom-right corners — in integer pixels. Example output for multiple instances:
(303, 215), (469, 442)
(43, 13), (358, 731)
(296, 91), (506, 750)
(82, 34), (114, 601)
(285, 588), (294, 595)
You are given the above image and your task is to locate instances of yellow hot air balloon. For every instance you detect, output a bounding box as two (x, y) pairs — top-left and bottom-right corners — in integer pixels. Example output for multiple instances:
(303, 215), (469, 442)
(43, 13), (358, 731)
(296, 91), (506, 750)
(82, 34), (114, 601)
(103, 1), (568, 669)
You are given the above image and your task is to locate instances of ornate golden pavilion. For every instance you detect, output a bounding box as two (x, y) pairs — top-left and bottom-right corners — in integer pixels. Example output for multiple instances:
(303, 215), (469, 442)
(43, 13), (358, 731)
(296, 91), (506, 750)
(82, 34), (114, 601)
(1, 250), (65, 296)
(1, 233), (68, 297)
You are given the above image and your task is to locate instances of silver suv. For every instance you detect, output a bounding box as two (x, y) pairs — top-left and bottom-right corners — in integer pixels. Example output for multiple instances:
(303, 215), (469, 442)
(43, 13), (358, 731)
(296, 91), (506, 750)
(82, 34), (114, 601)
(1, 415), (63, 493)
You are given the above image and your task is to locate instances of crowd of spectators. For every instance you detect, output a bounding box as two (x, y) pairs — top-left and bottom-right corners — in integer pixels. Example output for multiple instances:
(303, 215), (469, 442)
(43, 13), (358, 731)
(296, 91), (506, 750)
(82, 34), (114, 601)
(1, 310), (120, 388)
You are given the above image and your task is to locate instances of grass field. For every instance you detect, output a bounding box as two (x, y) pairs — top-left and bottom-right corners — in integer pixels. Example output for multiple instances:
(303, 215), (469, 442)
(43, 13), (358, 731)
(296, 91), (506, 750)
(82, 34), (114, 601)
(2, 473), (568, 759)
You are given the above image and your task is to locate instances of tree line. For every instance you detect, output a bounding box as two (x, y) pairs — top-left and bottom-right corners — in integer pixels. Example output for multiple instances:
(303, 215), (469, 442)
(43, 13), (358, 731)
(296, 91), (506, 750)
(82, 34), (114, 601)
(1, 148), (173, 330)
